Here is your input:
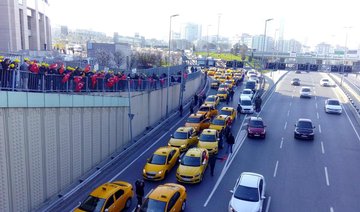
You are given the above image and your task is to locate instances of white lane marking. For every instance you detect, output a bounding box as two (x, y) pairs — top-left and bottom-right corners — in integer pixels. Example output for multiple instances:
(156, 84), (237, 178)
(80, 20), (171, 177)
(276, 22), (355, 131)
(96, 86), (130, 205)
(330, 207), (334, 212)
(273, 161), (279, 177)
(315, 96), (317, 100)
(289, 102), (292, 107)
(284, 122), (287, 130)
(265, 196), (272, 212)
(110, 117), (185, 181)
(325, 167), (330, 186)
(317, 112), (320, 119)
(319, 124), (322, 133)
(287, 110), (290, 117)
(321, 142), (325, 154)
(314, 90), (316, 94)
(280, 137), (284, 149)
(333, 85), (360, 143)
(315, 102), (318, 109)
(291, 94), (294, 98)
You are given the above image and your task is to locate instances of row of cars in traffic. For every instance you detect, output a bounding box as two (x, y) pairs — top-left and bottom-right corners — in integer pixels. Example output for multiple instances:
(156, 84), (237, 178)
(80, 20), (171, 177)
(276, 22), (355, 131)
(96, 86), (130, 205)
(74, 68), (243, 212)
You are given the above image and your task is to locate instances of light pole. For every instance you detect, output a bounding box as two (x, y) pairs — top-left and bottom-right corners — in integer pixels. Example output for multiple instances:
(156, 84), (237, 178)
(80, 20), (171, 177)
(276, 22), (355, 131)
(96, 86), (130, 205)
(270, 28), (279, 77)
(340, 26), (352, 86)
(207, 24), (212, 57)
(261, 18), (273, 71)
(217, 13), (222, 53)
(166, 14), (179, 118)
(127, 77), (134, 143)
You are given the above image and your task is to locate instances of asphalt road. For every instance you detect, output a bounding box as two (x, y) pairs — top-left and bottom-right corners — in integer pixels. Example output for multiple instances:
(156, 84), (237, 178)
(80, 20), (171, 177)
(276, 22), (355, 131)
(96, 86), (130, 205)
(46, 71), (360, 212)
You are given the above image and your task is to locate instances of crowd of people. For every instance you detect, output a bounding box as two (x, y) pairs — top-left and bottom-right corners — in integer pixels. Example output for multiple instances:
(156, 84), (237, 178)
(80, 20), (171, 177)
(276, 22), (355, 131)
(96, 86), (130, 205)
(0, 56), (193, 93)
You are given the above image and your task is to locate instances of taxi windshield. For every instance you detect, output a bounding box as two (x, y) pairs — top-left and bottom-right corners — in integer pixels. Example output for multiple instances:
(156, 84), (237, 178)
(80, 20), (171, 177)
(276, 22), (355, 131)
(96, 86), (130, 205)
(199, 107), (210, 112)
(181, 156), (200, 166)
(148, 154), (167, 165)
(206, 97), (215, 102)
(187, 117), (200, 123)
(199, 134), (216, 142)
(220, 110), (232, 116)
(212, 119), (225, 125)
(173, 131), (188, 139)
(78, 195), (106, 212)
(140, 198), (166, 212)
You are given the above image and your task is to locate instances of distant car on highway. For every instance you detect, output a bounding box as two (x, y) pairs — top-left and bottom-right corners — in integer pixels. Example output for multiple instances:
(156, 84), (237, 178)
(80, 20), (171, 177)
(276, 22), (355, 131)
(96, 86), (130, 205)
(240, 88), (254, 100)
(291, 78), (301, 86)
(185, 113), (211, 133)
(294, 118), (315, 140)
(143, 146), (180, 181)
(245, 80), (257, 93)
(300, 86), (312, 98)
(295, 70), (301, 74)
(324, 99), (342, 114)
(320, 78), (331, 86)
(238, 96), (254, 114)
(140, 183), (187, 212)
(219, 107), (237, 121)
(228, 172), (266, 212)
(197, 129), (219, 155)
(75, 181), (133, 212)
(205, 95), (220, 107)
(247, 116), (266, 139)
(168, 127), (198, 152)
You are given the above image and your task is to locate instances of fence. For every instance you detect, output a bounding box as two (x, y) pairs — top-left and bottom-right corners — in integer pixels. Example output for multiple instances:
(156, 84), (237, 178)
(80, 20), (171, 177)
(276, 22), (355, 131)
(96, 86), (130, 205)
(0, 67), (201, 94)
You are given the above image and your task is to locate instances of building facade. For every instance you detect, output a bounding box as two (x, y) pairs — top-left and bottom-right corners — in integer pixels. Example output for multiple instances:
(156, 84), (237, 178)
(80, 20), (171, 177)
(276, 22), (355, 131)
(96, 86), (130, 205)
(0, 0), (51, 52)
(251, 35), (274, 52)
(181, 23), (201, 42)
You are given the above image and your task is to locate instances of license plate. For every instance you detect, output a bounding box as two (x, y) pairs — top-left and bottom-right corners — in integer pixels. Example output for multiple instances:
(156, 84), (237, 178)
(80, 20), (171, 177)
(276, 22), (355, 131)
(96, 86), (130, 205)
(182, 178), (191, 181)
(147, 175), (154, 178)
(254, 134), (260, 137)
(301, 135), (307, 138)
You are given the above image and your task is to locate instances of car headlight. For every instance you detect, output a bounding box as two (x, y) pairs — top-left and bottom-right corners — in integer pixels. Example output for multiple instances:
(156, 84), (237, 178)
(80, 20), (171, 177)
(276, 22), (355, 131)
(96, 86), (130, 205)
(158, 170), (163, 175)
(143, 169), (146, 174)
(180, 144), (186, 147)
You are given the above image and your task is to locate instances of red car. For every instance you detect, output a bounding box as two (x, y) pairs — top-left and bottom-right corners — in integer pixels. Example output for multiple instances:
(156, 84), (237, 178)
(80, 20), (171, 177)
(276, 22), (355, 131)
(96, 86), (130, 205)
(247, 116), (266, 139)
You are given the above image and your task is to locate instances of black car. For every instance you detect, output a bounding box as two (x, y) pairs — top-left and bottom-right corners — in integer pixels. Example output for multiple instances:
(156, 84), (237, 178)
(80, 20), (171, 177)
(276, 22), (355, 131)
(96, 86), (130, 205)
(294, 118), (315, 140)
(291, 78), (300, 86)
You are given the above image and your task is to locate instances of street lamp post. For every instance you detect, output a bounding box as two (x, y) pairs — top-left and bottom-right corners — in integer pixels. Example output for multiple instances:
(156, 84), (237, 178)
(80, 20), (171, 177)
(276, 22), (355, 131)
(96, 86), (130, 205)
(270, 29), (279, 77)
(217, 13), (222, 53)
(166, 14), (179, 118)
(127, 77), (134, 143)
(340, 26), (352, 86)
(261, 18), (273, 71)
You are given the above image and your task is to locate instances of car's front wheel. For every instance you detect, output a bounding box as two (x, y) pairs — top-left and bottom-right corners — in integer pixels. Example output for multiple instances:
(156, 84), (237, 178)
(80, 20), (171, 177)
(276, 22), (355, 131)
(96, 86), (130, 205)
(125, 198), (132, 209)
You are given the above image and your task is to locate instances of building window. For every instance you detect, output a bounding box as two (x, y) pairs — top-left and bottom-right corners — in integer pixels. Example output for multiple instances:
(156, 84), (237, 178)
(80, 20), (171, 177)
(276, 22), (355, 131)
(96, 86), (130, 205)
(27, 16), (31, 30)
(18, 0), (23, 4)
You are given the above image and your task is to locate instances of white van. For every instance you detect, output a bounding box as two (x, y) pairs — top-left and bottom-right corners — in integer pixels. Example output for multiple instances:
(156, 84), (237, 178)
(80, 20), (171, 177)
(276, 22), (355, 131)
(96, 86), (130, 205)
(238, 96), (254, 114)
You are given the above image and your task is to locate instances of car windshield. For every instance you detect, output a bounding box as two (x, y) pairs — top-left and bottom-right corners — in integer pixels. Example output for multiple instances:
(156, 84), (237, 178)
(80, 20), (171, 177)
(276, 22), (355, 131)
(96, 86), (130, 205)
(78, 195), (106, 212)
(218, 90), (227, 94)
(322, 79), (329, 82)
(292, 78), (299, 81)
(187, 117), (200, 123)
(148, 154), (167, 165)
(139, 198), (166, 212)
(173, 131), (188, 139)
(246, 82), (255, 88)
(243, 90), (251, 94)
(199, 107), (210, 112)
(181, 156), (200, 166)
(199, 133), (217, 142)
(220, 110), (232, 116)
(212, 119), (225, 125)
(249, 120), (264, 127)
(206, 97), (215, 102)
(328, 100), (340, 105)
(297, 121), (313, 129)
(241, 100), (252, 106)
(302, 88), (310, 92)
(234, 185), (259, 202)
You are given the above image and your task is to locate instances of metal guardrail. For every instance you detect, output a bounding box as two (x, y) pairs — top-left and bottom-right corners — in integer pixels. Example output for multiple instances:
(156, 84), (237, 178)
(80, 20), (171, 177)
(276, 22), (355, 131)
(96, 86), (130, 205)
(0, 68), (200, 94)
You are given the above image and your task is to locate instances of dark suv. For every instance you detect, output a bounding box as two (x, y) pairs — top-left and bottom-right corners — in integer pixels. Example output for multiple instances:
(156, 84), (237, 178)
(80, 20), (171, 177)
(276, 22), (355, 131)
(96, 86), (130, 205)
(247, 116), (266, 139)
(294, 118), (315, 140)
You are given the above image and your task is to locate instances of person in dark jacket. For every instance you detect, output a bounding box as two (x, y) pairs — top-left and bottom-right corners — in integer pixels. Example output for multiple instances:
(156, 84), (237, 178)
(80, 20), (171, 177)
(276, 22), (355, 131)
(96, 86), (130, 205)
(135, 179), (145, 208)
(209, 155), (222, 176)
(255, 96), (262, 113)
(226, 132), (235, 154)
(194, 94), (198, 105)
(179, 104), (183, 117)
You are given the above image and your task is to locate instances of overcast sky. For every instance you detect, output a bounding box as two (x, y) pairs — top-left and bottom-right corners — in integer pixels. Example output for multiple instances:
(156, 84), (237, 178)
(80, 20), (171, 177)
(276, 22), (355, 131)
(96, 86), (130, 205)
(49, 0), (360, 49)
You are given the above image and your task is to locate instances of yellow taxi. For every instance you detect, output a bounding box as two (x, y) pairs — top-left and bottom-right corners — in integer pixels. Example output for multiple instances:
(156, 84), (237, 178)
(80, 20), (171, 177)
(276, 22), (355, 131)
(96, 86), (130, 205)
(207, 68), (216, 76)
(168, 127), (199, 152)
(176, 148), (209, 183)
(198, 103), (218, 119)
(205, 95), (220, 107)
(197, 129), (219, 155)
(219, 107), (237, 121)
(75, 181), (133, 212)
(218, 75), (227, 83)
(219, 83), (230, 91)
(185, 113), (211, 133)
(209, 115), (231, 132)
(234, 73), (243, 81)
(211, 79), (220, 89)
(217, 88), (228, 101)
(226, 69), (233, 73)
(225, 73), (233, 79)
(225, 79), (235, 87)
(214, 72), (222, 79)
(140, 183), (186, 212)
(143, 146), (180, 181)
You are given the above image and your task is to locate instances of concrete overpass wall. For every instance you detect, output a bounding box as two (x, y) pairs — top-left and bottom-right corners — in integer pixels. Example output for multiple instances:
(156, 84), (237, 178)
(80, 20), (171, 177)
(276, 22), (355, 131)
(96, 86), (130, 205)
(0, 74), (201, 211)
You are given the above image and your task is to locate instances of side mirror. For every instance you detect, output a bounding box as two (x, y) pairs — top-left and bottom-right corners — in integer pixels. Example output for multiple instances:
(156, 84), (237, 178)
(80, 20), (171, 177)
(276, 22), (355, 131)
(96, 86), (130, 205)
(294, 124), (296, 127)
(170, 134), (173, 138)
(147, 158), (151, 162)
(313, 126), (316, 129)
(264, 125), (267, 127)
(202, 161), (207, 165)
(178, 159), (181, 163)
(230, 190), (234, 193)
(105, 209), (109, 212)
(261, 196), (266, 200)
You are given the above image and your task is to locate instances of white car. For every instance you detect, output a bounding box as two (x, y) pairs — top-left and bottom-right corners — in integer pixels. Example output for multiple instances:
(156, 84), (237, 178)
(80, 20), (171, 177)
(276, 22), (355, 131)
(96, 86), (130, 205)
(320, 78), (331, 86)
(238, 96), (254, 114)
(247, 70), (256, 78)
(325, 99), (342, 114)
(249, 74), (259, 83)
(240, 89), (254, 100)
(300, 86), (311, 98)
(229, 172), (266, 212)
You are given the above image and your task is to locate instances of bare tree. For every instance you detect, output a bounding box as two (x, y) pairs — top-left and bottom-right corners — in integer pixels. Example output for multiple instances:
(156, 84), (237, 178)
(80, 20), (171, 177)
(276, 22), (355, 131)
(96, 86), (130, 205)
(240, 44), (249, 61)
(113, 51), (125, 68)
(95, 49), (114, 67)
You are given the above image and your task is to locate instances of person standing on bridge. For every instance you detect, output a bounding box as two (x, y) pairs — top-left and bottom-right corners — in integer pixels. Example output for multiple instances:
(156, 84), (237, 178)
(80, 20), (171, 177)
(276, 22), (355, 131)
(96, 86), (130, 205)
(255, 95), (262, 113)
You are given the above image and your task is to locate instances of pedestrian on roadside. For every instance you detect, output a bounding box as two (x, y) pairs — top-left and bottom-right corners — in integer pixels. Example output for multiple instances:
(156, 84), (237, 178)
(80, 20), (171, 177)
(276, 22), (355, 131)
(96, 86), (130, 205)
(219, 127), (224, 149)
(198, 97), (203, 107)
(226, 132), (235, 154)
(226, 93), (230, 105)
(135, 179), (145, 208)
(255, 95), (262, 113)
(179, 104), (183, 117)
(237, 104), (242, 116)
(190, 101), (194, 114)
(230, 89), (235, 101)
(209, 155), (222, 176)
(194, 94), (198, 105)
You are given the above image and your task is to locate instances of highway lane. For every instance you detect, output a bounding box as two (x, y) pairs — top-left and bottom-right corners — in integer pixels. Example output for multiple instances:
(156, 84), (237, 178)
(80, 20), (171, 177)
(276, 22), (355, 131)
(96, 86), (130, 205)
(52, 75), (253, 212)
